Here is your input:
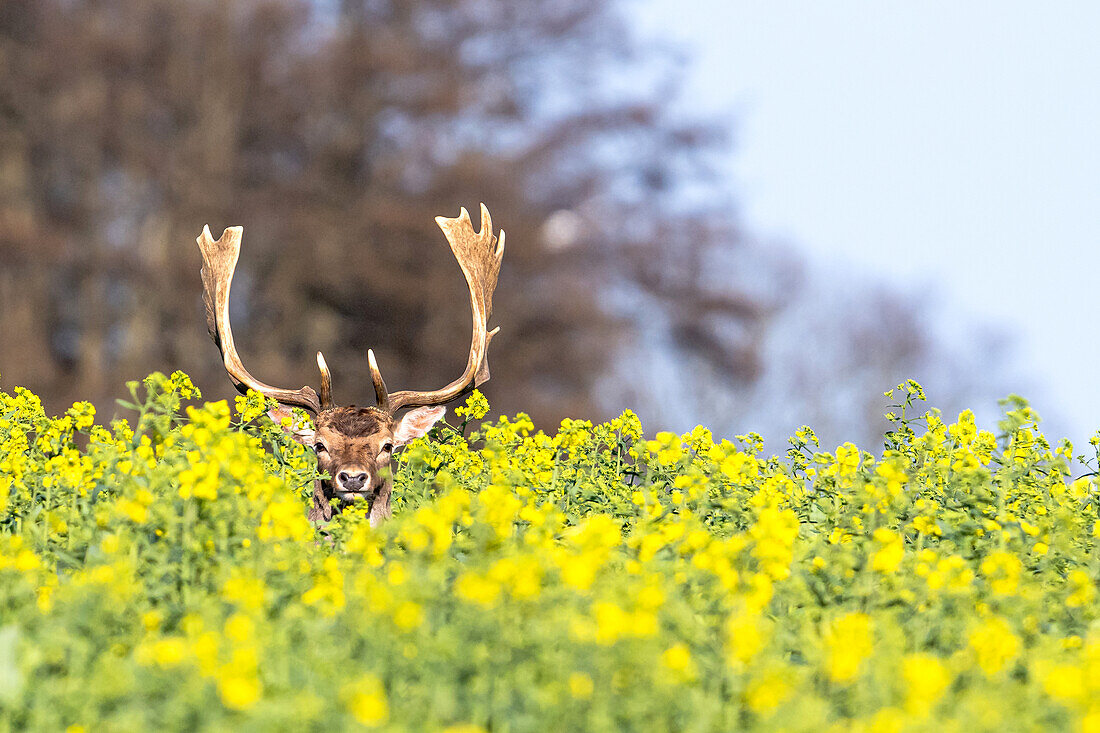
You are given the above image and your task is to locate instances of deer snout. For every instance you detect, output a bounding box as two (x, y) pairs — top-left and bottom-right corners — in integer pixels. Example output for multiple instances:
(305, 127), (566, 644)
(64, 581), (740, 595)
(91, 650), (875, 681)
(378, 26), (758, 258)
(336, 470), (370, 492)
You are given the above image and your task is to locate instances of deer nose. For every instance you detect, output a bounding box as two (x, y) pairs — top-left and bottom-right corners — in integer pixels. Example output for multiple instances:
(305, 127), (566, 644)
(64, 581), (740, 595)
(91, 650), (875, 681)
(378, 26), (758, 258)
(337, 471), (369, 492)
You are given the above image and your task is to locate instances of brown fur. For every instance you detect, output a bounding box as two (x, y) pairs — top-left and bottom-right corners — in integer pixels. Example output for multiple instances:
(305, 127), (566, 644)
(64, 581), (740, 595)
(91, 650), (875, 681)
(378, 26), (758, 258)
(308, 407), (396, 526)
(297, 404), (446, 527)
(323, 406), (390, 438)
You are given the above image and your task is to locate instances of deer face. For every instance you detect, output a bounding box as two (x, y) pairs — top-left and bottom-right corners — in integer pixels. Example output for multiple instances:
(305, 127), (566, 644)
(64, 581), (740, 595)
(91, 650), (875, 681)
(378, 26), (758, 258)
(273, 404), (446, 525)
(313, 410), (393, 503)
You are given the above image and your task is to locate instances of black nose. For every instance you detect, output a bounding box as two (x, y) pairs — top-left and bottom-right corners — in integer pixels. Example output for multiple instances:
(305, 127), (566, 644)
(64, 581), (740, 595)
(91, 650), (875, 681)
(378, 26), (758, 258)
(337, 471), (369, 491)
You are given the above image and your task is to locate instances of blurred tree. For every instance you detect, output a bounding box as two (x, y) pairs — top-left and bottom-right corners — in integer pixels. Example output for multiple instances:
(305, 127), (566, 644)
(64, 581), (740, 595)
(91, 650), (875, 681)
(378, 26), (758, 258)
(0, 0), (760, 427)
(0, 0), (1015, 447)
(609, 233), (1020, 450)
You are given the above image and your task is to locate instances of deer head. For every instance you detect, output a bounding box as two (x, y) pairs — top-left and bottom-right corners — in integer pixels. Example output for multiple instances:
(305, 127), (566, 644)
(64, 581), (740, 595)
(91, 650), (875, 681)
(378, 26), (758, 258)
(197, 204), (504, 526)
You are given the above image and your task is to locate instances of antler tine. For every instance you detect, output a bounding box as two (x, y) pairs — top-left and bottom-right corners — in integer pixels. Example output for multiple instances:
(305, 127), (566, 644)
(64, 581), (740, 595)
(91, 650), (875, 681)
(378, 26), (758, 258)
(317, 351), (334, 410)
(380, 203), (504, 413)
(367, 349), (390, 412)
(197, 225), (322, 414)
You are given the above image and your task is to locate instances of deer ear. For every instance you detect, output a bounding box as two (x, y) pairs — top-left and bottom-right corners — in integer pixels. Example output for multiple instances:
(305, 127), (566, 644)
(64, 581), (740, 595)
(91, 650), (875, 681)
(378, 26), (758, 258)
(393, 406), (446, 447)
(267, 406), (315, 445)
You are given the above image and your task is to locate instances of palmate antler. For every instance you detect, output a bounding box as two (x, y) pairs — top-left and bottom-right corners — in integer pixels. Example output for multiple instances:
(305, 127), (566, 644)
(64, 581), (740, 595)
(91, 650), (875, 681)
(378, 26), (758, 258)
(197, 203), (503, 417)
(369, 203), (504, 413)
(197, 225), (332, 414)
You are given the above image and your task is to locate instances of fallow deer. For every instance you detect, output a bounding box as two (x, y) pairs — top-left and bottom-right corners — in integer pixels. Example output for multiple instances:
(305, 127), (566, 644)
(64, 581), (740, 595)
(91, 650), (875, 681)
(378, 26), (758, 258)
(197, 204), (504, 526)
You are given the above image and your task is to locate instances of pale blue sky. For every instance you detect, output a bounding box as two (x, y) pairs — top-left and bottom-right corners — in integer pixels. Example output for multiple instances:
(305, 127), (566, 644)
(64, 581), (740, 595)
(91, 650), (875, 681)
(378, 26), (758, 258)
(637, 1), (1100, 446)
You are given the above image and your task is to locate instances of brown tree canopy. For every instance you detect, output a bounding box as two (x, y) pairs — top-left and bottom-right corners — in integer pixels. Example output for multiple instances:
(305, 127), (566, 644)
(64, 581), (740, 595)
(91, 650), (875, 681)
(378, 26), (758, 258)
(0, 0), (761, 427)
(1, 0), (1015, 446)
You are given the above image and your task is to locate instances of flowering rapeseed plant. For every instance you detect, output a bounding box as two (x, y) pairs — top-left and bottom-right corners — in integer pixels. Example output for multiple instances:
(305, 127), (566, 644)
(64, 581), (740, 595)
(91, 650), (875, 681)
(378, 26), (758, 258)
(0, 374), (1098, 730)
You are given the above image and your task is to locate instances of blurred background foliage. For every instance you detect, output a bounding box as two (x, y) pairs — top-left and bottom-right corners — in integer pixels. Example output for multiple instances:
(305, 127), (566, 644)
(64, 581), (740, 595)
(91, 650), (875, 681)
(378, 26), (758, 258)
(0, 0), (1012, 448)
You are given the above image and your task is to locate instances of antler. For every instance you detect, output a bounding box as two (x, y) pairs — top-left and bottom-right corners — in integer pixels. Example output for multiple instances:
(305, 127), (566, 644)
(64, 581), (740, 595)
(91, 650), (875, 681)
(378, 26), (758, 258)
(197, 225), (331, 414)
(370, 203), (504, 413)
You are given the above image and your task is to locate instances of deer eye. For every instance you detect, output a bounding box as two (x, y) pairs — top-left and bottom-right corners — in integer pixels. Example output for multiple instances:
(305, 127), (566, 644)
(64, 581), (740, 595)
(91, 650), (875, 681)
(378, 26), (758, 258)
(313, 442), (328, 454)
(381, 442), (394, 455)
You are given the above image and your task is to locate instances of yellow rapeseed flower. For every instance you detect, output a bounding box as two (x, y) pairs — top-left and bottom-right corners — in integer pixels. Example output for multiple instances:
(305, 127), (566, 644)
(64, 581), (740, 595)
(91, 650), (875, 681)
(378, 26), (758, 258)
(454, 571), (501, 608)
(1066, 570), (1097, 608)
(393, 601), (424, 631)
(152, 638), (187, 669)
(569, 672), (594, 699)
(902, 653), (951, 712)
(344, 674), (389, 727)
(980, 551), (1022, 596)
(224, 613), (255, 643)
(834, 443), (862, 477)
(871, 529), (904, 573)
(824, 612), (873, 683)
(969, 616), (1020, 676)
(221, 573), (266, 611)
(660, 643), (696, 682)
(1041, 664), (1085, 705)
(218, 675), (262, 711)
(726, 610), (768, 666)
(744, 668), (790, 713)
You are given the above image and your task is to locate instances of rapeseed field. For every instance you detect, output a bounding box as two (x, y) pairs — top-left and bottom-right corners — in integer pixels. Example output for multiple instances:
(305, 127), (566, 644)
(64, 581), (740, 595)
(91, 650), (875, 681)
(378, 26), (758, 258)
(0, 372), (1098, 731)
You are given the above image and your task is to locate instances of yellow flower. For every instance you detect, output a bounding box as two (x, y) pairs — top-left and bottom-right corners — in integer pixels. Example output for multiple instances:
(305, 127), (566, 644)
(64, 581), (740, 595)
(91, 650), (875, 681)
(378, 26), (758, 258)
(14, 548), (41, 572)
(926, 555), (974, 593)
(868, 707), (905, 733)
(875, 460), (908, 495)
(454, 389), (490, 421)
(454, 572), (501, 608)
(393, 601), (424, 631)
(235, 389), (268, 423)
(191, 633), (220, 677)
(387, 562), (408, 586)
(870, 529), (904, 573)
(726, 610), (768, 666)
(1066, 570), (1096, 608)
(141, 610), (163, 631)
(980, 551), (1022, 596)
(221, 573), (266, 611)
(487, 556), (542, 601)
(646, 431), (683, 465)
(569, 672), (594, 699)
(744, 668), (790, 713)
(559, 552), (600, 591)
(218, 675), (262, 711)
(749, 506), (800, 580)
(258, 495), (313, 543)
(720, 450), (759, 481)
(35, 583), (54, 613)
(969, 616), (1020, 676)
(824, 612), (873, 683)
(594, 602), (629, 645)
(948, 409), (977, 445)
(224, 613), (255, 643)
(660, 643), (696, 682)
(114, 497), (149, 524)
(344, 674), (389, 727)
(152, 638), (187, 669)
(902, 653), (951, 712)
(1041, 664), (1085, 704)
(834, 442), (862, 477)
(911, 515), (941, 536)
